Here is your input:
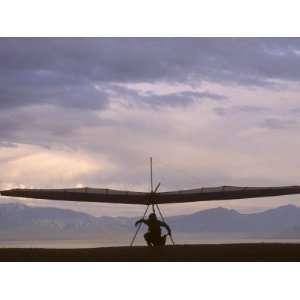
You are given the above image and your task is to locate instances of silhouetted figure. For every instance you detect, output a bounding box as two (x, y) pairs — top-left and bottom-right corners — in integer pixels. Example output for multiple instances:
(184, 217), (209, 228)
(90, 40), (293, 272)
(135, 213), (171, 246)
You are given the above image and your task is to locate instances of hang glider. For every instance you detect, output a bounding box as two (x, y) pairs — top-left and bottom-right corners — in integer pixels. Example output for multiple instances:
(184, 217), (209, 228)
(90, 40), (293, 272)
(2, 157), (300, 247)
(2, 185), (300, 205)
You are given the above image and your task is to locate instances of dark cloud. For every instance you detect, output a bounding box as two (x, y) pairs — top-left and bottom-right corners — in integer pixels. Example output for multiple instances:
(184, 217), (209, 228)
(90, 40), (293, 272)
(1, 37), (299, 150)
(0, 83), (226, 149)
(213, 107), (226, 116)
(213, 105), (270, 116)
(233, 105), (270, 113)
(0, 104), (103, 149)
(0, 71), (109, 110)
(289, 108), (300, 114)
(260, 117), (298, 130)
(107, 84), (226, 108)
(141, 91), (226, 107)
(1, 38), (300, 111)
(2, 38), (300, 83)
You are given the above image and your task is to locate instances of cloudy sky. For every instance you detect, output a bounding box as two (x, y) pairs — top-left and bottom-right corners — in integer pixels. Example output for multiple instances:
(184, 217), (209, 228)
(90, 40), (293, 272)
(1, 37), (300, 216)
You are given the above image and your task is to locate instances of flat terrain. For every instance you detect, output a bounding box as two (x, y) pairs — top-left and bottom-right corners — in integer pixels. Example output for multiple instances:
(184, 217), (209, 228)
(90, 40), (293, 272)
(2, 243), (300, 261)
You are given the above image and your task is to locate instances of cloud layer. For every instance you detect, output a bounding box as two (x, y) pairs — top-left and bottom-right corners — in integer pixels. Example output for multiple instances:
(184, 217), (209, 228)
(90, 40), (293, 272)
(1, 38), (300, 216)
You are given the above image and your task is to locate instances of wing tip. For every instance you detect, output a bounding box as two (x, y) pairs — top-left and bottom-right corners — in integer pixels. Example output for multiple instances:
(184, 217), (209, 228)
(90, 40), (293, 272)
(0, 190), (8, 196)
(0, 189), (16, 196)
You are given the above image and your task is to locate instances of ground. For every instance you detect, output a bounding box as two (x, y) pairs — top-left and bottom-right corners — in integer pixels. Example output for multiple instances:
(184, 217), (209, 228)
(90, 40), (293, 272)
(2, 243), (300, 261)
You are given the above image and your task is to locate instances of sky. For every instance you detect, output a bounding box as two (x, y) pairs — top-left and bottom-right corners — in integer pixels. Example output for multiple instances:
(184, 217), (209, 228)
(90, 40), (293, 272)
(1, 37), (300, 217)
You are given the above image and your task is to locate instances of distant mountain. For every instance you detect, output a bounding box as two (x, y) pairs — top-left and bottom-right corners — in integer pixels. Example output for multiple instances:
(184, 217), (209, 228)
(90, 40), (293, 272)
(2, 203), (300, 240)
(168, 205), (300, 234)
(0, 203), (133, 240)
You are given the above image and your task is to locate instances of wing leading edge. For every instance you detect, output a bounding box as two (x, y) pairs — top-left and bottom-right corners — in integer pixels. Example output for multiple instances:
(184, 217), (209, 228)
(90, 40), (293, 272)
(1, 185), (300, 205)
(157, 185), (300, 204)
(0, 187), (149, 205)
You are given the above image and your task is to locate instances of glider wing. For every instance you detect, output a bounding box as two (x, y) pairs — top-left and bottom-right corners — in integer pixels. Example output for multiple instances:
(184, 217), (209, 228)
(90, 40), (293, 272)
(156, 185), (300, 204)
(0, 187), (149, 205)
(2, 185), (300, 205)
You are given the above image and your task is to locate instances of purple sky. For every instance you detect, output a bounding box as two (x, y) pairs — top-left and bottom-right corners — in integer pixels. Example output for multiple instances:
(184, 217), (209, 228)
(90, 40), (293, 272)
(1, 37), (300, 216)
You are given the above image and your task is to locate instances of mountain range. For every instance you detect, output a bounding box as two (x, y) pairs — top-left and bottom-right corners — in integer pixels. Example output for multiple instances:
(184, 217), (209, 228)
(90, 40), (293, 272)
(1, 203), (300, 241)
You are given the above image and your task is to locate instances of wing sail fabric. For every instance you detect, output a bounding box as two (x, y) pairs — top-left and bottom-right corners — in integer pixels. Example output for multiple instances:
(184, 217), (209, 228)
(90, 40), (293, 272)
(2, 185), (300, 205)
(0, 187), (149, 205)
(157, 185), (300, 204)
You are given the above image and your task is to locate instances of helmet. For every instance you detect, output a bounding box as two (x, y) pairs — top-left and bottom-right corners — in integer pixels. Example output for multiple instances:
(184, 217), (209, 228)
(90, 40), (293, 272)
(149, 213), (157, 220)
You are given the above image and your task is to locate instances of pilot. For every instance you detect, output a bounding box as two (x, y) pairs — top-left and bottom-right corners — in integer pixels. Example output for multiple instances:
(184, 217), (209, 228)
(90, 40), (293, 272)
(135, 212), (171, 247)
